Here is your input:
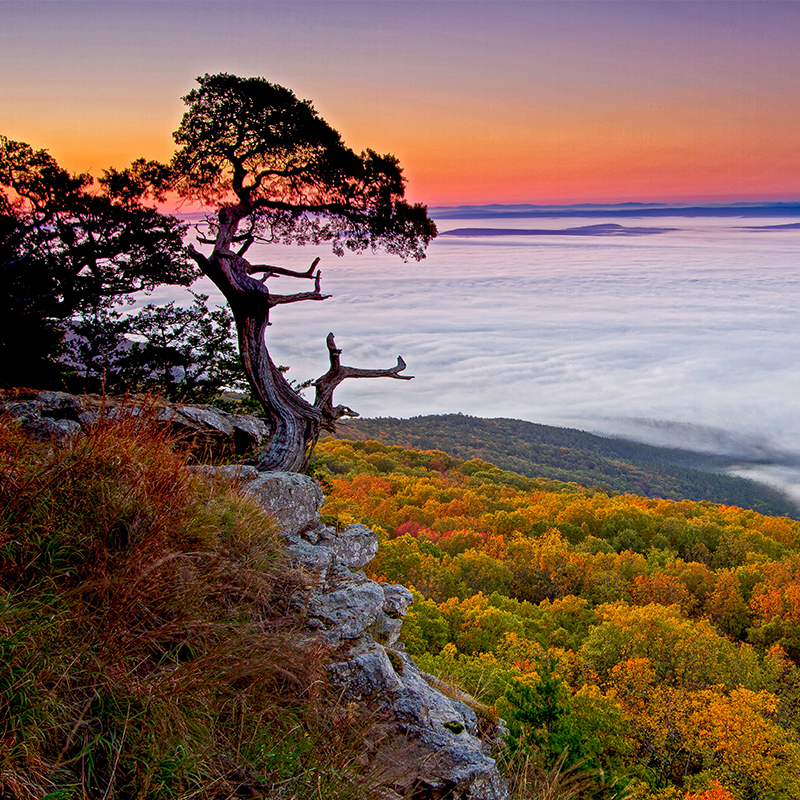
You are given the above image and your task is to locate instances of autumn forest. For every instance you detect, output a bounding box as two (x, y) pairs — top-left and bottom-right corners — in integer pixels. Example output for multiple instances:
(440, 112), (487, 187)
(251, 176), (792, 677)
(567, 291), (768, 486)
(313, 437), (800, 800)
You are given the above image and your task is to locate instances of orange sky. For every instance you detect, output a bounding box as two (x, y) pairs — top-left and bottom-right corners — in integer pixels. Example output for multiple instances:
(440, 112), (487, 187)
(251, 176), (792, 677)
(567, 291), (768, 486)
(3, 1), (800, 207)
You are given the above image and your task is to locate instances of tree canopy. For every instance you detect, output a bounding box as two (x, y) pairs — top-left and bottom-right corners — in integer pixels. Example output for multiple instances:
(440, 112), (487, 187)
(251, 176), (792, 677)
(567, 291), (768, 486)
(0, 137), (195, 388)
(176, 73), (437, 470)
(173, 73), (434, 261)
(0, 138), (192, 315)
(313, 437), (800, 800)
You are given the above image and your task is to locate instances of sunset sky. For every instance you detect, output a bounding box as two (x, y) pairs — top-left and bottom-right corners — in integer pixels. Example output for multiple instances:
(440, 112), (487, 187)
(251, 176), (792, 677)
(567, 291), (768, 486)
(3, 0), (800, 206)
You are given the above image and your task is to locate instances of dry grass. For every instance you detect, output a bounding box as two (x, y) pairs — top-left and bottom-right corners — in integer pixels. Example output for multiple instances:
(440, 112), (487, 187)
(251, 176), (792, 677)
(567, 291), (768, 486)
(494, 748), (638, 800)
(0, 411), (392, 800)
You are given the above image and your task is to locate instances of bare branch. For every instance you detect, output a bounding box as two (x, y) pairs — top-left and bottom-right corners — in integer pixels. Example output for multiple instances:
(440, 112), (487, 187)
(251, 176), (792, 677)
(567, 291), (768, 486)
(187, 242), (212, 269)
(314, 332), (413, 431)
(268, 287), (331, 306)
(247, 257), (320, 280)
(326, 404), (360, 424)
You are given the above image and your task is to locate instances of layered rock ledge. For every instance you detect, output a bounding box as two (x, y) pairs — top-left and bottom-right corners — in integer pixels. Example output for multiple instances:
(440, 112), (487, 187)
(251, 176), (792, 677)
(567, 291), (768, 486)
(0, 389), (268, 457)
(210, 466), (509, 800)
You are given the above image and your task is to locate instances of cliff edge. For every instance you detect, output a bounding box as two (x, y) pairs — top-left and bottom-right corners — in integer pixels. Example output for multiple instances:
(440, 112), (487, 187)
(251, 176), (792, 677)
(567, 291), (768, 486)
(2, 390), (508, 799)
(210, 466), (509, 800)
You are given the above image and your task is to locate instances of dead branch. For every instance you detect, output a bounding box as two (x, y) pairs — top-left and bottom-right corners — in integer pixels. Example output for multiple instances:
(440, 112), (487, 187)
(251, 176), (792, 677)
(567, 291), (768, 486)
(314, 332), (413, 430)
(247, 257), (320, 280)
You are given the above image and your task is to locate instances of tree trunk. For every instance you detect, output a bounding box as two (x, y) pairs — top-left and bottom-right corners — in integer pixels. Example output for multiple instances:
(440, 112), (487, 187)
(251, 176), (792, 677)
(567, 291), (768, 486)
(189, 241), (411, 473)
(237, 311), (319, 472)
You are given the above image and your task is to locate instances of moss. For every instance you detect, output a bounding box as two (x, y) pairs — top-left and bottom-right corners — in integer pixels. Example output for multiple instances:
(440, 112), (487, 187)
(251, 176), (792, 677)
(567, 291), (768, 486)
(386, 649), (404, 675)
(442, 720), (465, 734)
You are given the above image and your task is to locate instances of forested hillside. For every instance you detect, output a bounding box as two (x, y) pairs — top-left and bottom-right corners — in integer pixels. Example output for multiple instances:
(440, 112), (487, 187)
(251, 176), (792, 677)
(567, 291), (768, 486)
(313, 438), (800, 800)
(332, 415), (798, 519)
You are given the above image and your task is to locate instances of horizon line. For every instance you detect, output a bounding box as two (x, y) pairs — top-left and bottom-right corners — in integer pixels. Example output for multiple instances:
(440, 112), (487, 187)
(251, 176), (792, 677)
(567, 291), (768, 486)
(428, 200), (800, 219)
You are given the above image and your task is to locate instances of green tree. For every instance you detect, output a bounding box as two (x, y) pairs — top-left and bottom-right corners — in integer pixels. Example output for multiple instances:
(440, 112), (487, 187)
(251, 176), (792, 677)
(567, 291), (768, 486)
(501, 655), (587, 768)
(66, 293), (248, 402)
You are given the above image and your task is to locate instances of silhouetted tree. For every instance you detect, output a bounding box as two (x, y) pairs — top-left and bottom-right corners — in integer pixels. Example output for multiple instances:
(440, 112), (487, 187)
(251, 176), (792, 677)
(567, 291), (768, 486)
(0, 137), (195, 388)
(172, 73), (437, 470)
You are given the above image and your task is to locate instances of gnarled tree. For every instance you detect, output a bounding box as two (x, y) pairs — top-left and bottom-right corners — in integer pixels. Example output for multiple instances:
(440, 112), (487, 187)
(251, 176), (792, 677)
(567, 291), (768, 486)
(172, 73), (436, 471)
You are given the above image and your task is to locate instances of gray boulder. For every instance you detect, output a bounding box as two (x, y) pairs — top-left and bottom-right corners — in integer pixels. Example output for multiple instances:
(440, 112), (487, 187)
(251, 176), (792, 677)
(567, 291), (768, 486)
(241, 470), (324, 540)
(3, 391), (83, 444)
(327, 641), (507, 800)
(228, 467), (509, 800)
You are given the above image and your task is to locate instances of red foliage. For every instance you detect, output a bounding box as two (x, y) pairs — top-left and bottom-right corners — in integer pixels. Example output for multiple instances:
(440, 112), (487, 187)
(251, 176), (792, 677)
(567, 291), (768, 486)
(684, 781), (736, 800)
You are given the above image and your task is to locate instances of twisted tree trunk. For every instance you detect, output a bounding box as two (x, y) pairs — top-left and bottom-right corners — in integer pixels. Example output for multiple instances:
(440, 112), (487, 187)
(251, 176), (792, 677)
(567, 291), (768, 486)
(188, 222), (412, 471)
(237, 310), (319, 472)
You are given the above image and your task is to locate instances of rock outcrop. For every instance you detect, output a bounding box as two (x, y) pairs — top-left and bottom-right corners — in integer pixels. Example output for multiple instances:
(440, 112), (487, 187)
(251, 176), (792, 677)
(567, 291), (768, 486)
(0, 390), (269, 457)
(2, 392), (509, 798)
(227, 468), (509, 800)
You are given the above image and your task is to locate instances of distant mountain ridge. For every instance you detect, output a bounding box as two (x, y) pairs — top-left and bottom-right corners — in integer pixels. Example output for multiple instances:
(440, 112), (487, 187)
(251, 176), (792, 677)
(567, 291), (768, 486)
(430, 201), (800, 219)
(439, 223), (674, 237)
(329, 414), (799, 519)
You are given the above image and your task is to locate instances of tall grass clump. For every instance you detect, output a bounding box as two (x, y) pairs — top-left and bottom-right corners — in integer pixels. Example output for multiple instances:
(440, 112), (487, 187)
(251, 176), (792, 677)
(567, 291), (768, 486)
(0, 413), (383, 799)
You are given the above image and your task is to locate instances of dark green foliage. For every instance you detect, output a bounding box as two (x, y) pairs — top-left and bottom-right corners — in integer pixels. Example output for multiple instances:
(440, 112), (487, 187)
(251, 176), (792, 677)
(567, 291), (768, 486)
(172, 73), (437, 260)
(0, 213), (68, 386)
(501, 656), (633, 797)
(66, 293), (248, 401)
(401, 594), (451, 655)
(504, 657), (576, 759)
(333, 414), (798, 518)
(0, 136), (196, 390)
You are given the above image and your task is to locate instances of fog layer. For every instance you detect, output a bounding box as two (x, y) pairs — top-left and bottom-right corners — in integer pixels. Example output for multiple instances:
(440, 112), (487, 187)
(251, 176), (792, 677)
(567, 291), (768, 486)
(151, 215), (800, 499)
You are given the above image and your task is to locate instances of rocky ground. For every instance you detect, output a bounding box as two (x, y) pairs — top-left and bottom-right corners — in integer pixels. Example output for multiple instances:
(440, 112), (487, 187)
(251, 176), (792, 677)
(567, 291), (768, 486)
(1, 390), (509, 799)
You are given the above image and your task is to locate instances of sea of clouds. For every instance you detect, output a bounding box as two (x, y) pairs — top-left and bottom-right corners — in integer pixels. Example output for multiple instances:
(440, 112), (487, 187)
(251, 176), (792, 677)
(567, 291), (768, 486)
(147, 214), (800, 503)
